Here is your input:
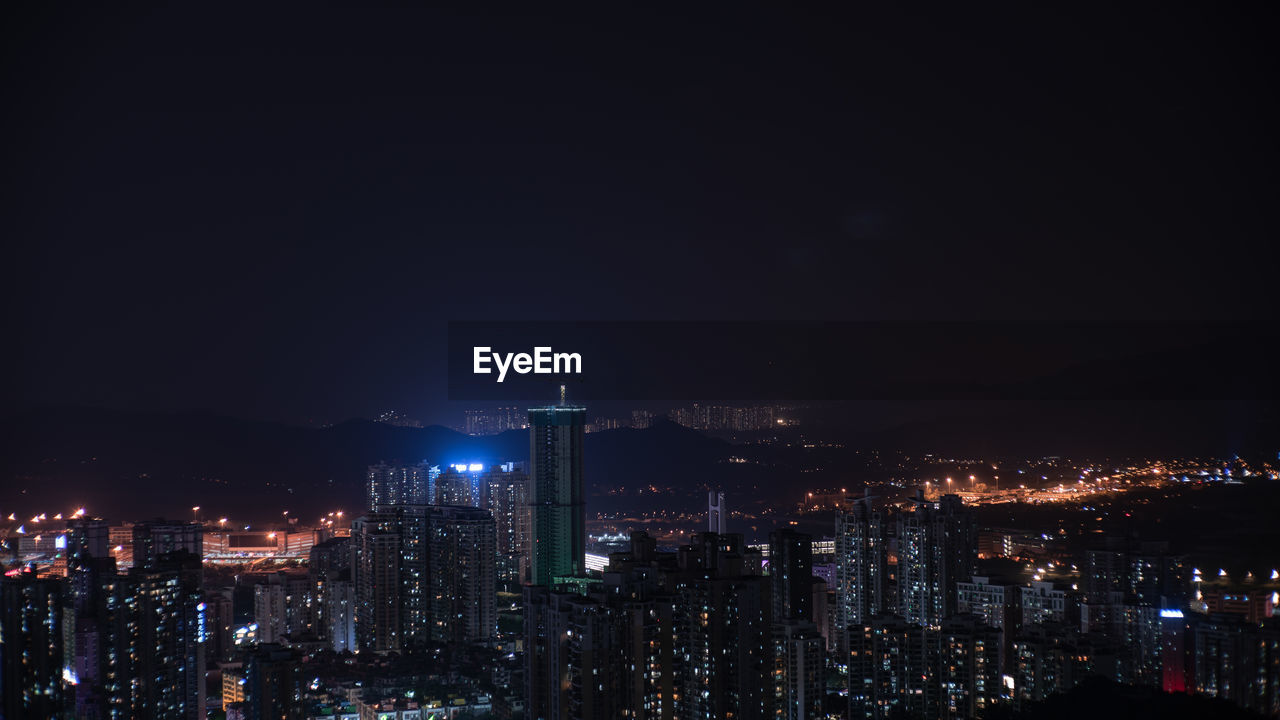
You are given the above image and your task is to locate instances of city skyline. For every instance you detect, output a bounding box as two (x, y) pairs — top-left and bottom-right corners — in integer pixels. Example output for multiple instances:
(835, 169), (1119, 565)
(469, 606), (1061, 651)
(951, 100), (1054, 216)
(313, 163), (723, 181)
(3, 4), (1277, 719)
(4, 404), (1279, 717)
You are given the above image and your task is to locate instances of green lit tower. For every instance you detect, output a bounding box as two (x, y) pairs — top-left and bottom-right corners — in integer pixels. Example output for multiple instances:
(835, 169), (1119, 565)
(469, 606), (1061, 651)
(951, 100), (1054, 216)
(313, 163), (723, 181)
(528, 386), (586, 586)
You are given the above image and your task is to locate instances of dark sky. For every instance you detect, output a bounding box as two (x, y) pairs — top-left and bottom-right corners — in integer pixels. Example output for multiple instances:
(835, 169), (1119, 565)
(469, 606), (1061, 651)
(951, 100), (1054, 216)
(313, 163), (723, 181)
(4, 5), (1276, 424)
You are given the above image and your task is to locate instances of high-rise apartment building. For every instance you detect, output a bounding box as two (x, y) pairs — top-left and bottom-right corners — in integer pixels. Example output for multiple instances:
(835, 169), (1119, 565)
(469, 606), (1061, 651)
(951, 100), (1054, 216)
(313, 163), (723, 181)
(835, 493), (887, 657)
(427, 505), (497, 644)
(434, 464), (484, 506)
(847, 613), (1002, 719)
(897, 493), (976, 626)
(956, 575), (1017, 630)
(352, 506), (429, 652)
(1186, 613), (1280, 714)
(484, 462), (531, 586)
(254, 579), (288, 644)
(243, 644), (304, 720)
(670, 533), (774, 720)
(1, 568), (66, 720)
(66, 516), (111, 563)
(464, 406), (526, 435)
(309, 536), (354, 652)
(524, 532), (773, 720)
(769, 528), (814, 623)
(1010, 623), (1112, 710)
(131, 520), (203, 570)
(774, 620), (825, 720)
(323, 579), (357, 653)
(1084, 538), (1188, 607)
(117, 551), (207, 720)
(366, 461), (438, 509)
(65, 553), (124, 717)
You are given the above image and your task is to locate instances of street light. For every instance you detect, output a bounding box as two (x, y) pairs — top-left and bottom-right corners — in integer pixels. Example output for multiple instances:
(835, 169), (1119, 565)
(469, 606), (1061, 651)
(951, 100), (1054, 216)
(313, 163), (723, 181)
(192, 506), (200, 523)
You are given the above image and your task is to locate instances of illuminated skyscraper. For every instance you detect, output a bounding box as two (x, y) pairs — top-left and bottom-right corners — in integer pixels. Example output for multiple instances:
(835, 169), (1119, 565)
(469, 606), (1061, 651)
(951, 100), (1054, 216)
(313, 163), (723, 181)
(897, 493), (976, 626)
(835, 493), (887, 658)
(529, 401), (586, 586)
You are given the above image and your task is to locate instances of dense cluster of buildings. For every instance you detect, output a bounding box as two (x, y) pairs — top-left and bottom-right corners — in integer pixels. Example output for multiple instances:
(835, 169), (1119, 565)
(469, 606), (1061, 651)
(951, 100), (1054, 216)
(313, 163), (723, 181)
(462, 403), (788, 437)
(463, 407), (528, 436)
(667, 403), (783, 432)
(2, 518), (207, 719)
(524, 482), (1280, 719)
(2, 398), (1278, 718)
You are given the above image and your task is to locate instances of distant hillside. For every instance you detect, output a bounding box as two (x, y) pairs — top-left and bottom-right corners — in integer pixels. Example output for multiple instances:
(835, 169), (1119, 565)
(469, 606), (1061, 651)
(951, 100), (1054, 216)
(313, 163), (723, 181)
(1, 360), (1275, 525)
(0, 409), (737, 522)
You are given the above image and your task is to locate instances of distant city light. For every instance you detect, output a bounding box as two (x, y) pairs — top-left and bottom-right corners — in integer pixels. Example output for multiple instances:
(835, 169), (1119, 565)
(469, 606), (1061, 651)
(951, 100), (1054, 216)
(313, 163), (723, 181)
(1160, 609), (1184, 618)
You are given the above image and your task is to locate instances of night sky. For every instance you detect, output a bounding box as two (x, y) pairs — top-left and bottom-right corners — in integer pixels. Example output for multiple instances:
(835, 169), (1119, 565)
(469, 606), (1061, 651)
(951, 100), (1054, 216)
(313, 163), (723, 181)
(4, 6), (1276, 424)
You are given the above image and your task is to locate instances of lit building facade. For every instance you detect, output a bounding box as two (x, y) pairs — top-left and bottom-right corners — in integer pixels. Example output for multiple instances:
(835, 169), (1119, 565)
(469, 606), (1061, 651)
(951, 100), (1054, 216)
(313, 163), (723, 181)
(485, 463), (531, 586)
(897, 494), (976, 626)
(835, 494), (887, 658)
(0, 568), (66, 720)
(529, 404), (586, 586)
(427, 505), (497, 644)
(366, 462), (438, 510)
